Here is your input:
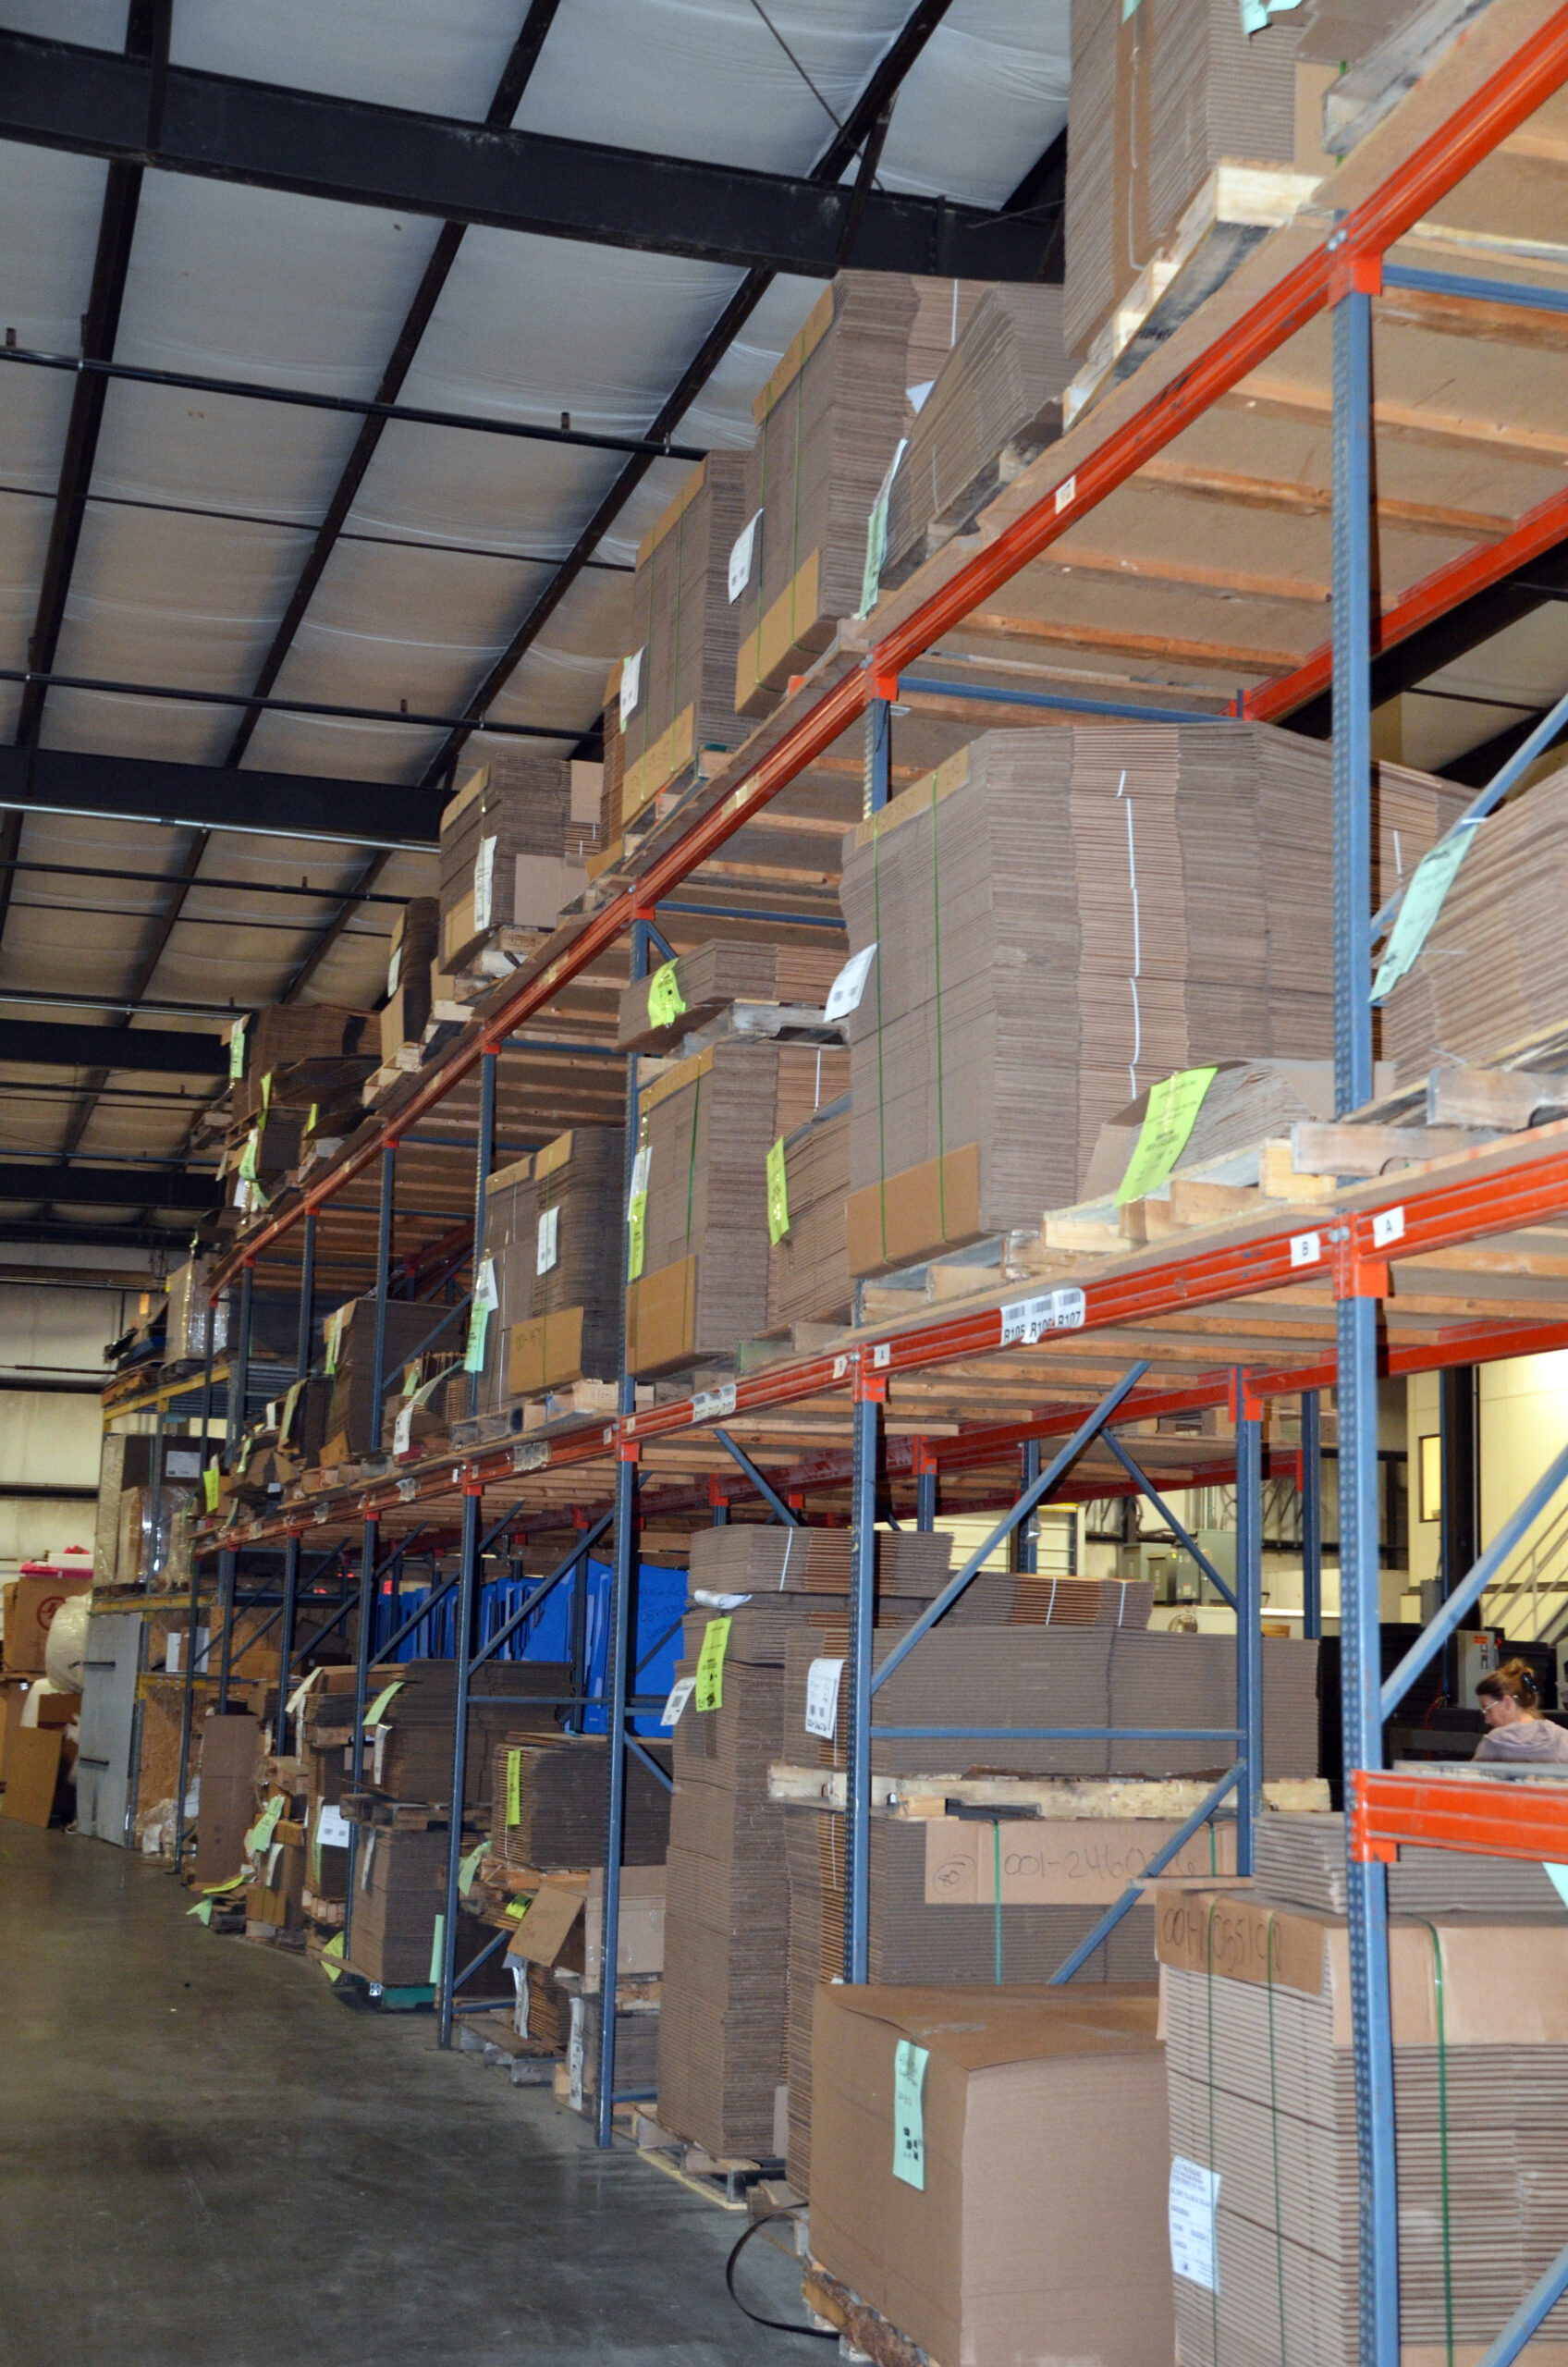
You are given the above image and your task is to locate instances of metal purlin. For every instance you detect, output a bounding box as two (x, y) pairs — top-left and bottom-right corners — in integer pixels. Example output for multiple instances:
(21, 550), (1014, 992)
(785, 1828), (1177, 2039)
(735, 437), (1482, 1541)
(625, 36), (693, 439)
(1331, 263), (1401, 2367)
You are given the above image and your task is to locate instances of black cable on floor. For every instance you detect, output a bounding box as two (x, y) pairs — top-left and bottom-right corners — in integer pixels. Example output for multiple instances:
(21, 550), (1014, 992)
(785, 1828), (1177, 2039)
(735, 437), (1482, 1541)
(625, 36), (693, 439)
(726, 2210), (837, 2339)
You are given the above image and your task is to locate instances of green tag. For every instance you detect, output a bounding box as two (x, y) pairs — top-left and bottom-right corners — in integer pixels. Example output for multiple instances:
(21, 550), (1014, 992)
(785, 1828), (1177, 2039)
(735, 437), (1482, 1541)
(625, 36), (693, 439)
(1115, 1067), (1219, 1206)
(325, 1305), (349, 1374)
(307, 1102), (318, 1134)
(646, 961), (687, 1029)
(281, 1379), (302, 1440)
(244, 1796), (286, 1857)
(362, 1680), (405, 1728)
(464, 1256), (497, 1374)
(401, 1361), (420, 1397)
(228, 1016), (247, 1080)
(505, 1897), (529, 1921)
(261, 1071), (273, 1111)
(1372, 819), (1479, 1002)
(694, 1616), (731, 1714)
(458, 1842), (485, 1898)
(239, 1127), (261, 1183)
(893, 2039), (929, 2189)
(238, 1432), (254, 1475)
(506, 1748), (522, 1828)
(429, 1912), (447, 1987)
(202, 1464), (220, 1513)
(627, 1143), (650, 1282)
(321, 1931), (345, 1982)
(202, 1872), (249, 1895)
(189, 1898), (214, 1924)
(859, 438), (908, 618)
(766, 1136), (790, 1244)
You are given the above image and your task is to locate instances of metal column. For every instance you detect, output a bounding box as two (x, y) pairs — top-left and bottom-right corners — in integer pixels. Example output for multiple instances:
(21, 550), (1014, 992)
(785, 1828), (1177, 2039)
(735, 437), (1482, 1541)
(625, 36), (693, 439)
(226, 1260), (253, 1458)
(295, 1209), (316, 1381)
(867, 691), (893, 814)
(341, 1511), (379, 1962)
(172, 1313), (219, 1870)
(1233, 1372), (1263, 1873)
(1015, 1438), (1040, 1575)
(276, 1215), (317, 1748)
(467, 1049), (496, 1417)
(437, 1481), (484, 2046)
(565, 1515), (591, 1735)
(1301, 1389), (1323, 1641)
(594, 1442), (639, 2140)
(914, 1440), (937, 1534)
(369, 1144), (397, 1430)
(1334, 269), (1400, 2367)
(844, 1367), (883, 1982)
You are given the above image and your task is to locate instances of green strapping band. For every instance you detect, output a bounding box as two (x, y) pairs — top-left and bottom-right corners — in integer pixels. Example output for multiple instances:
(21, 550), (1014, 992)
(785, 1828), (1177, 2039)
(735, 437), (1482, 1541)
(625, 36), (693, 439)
(1421, 1919), (1456, 2367)
(1265, 1912), (1290, 2366)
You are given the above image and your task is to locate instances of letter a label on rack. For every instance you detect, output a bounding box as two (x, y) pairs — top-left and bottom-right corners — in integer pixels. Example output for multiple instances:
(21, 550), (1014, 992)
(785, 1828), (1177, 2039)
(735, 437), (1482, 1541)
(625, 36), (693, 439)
(999, 1289), (1085, 1346)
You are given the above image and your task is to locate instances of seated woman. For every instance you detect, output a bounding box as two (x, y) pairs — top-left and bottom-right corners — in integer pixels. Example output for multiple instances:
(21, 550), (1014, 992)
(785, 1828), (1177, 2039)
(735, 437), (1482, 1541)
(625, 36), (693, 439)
(1474, 1658), (1568, 1762)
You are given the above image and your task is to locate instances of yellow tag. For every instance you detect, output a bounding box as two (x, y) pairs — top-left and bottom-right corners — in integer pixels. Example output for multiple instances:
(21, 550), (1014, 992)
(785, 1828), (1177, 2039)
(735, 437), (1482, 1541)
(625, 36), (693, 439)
(766, 1136), (790, 1244)
(239, 1127), (261, 1182)
(325, 1304), (349, 1374)
(202, 1463), (220, 1512)
(506, 1748), (522, 1827)
(308, 1101), (318, 1133)
(694, 1616), (731, 1713)
(282, 1380), (302, 1440)
(647, 961), (687, 1029)
(228, 1015), (247, 1080)
(458, 1842), (485, 1896)
(261, 1071), (273, 1111)
(361, 1680), (405, 1728)
(627, 1191), (647, 1282)
(505, 1897), (529, 1920)
(1115, 1067), (1219, 1206)
(322, 1931), (345, 1982)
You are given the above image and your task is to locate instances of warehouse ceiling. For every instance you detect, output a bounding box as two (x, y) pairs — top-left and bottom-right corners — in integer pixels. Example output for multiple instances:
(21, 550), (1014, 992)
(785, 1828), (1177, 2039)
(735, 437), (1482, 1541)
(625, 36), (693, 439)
(0, 0), (1562, 1259)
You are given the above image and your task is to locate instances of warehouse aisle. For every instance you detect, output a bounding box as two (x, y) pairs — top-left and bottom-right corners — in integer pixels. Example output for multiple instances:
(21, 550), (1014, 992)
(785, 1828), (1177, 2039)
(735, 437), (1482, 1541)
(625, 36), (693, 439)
(0, 1827), (814, 2367)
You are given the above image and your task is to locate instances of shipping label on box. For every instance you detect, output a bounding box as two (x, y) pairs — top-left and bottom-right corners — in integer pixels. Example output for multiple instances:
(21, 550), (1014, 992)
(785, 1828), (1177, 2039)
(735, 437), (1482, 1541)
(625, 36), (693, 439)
(925, 1816), (1237, 1906)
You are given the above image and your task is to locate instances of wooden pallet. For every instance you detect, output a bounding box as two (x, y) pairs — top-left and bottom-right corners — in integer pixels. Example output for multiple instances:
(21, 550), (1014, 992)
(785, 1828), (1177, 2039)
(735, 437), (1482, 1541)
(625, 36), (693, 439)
(802, 2264), (935, 2367)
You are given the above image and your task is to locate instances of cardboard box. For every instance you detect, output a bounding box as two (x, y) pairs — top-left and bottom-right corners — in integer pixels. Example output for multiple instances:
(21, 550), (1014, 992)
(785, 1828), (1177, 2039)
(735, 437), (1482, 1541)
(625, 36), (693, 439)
(379, 980), (428, 1061)
(2, 1570), (92, 1674)
(810, 1982), (1173, 2367)
(845, 1143), (985, 1279)
(1, 1726), (64, 1827)
(191, 1712), (263, 1887)
(925, 1815), (1238, 1906)
(506, 1306), (586, 1398)
(507, 1866), (666, 1983)
(625, 1256), (697, 1377)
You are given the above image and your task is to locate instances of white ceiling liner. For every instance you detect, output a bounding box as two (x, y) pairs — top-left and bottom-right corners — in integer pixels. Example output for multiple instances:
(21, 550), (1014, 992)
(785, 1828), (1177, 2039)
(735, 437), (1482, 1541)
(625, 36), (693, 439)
(879, 0), (1071, 203)
(172, 0), (533, 122)
(0, 1), (128, 42)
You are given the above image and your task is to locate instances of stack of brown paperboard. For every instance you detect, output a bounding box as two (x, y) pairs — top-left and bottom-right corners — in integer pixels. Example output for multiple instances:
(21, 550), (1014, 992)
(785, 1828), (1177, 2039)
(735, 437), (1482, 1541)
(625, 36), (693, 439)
(360, 1661), (568, 1806)
(379, 896), (439, 1061)
(486, 1733), (670, 1870)
(322, 1294), (449, 1456)
(617, 938), (846, 1055)
(733, 273), (921, 717)
(883, 286), (1070, 587)
(780, 1623), (1319, 1780)
(1255, 1810), (1568, 1918)
(687, 1524), (953, 1598)
(810, 1983), (1175, 2367)
(94, 1432), (153, 1582)
(1084, 1059), (1340, 1197)
(616, 454), (752, 832)
(626, 1041), (849, 1374)
(346, 1825), (505, 1991)
(476, 1128), (625, 1410)
(1158, 1886), (1568, 2367)
(838, 730), (1466, 1268)
(1380, 761), (1568, 1085)
(766, 1095), (852, 1328)
(437, 750), (598, 974)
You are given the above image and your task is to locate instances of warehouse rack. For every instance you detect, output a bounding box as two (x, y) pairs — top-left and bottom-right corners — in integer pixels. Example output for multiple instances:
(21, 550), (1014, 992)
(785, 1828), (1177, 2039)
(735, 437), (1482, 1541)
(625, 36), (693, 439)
(169, 11), (1568, 2359)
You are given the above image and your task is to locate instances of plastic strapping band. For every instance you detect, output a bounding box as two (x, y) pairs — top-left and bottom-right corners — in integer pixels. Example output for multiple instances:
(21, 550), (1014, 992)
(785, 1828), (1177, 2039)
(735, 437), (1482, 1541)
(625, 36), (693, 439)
(1422, 1919), (1456, 2367)
(930, 767), (948, 1243)
(777, 1525), (796, 1592)
(993, 1820), (1003, 1986)
(1265, 1912), (1290, 2367)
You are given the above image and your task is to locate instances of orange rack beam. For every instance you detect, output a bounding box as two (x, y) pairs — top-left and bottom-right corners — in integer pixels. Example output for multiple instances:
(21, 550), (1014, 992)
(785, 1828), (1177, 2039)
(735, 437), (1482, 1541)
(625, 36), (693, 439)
(1350, 1769), (1568, 1865)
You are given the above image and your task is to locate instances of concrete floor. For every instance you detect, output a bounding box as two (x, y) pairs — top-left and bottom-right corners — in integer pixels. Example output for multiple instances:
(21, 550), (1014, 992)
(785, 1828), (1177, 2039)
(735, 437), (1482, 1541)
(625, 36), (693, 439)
(0, 1823), (818, 2367)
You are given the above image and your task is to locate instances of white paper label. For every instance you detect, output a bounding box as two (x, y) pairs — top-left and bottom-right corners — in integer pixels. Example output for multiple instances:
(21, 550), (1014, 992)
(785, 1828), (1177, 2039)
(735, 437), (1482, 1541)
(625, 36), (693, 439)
(472, 835), (497, 933)
(906, 378), (936, 414)
(536, 1204), (560, 1275)
(825, 943), (877, 1023)
(661, 1675), (696, 1728)
(1372, 1206), (1405, 1248)
(1170, 2156), (1220, 2291)
(999, 1288), (1086, 1346)
(387, 941), (401, 999)
(692, 1589), (752, 1610)
(619, 647), (643, 726)
(804, 1657), (844, 1740)
(393, 1402), (415, 1455)
(316, 1804), (352, 1850)
(476, 1254), (500, 1311)
(1290, 1232), (1322, 1269)
(692, 1383), (737, 1425)
(1054, 473), (1076, 514)
(728, 509), (763, 604)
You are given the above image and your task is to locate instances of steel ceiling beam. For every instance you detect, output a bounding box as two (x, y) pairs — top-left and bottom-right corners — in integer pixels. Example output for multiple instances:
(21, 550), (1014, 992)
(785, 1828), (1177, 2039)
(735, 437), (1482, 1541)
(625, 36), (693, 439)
(0, 28), (1059, 281)
(0, 1019), (225, 1073)
(0, 746), (443, 847)
(417, 0), (963, 791)
(0, 1161), (217, 1211)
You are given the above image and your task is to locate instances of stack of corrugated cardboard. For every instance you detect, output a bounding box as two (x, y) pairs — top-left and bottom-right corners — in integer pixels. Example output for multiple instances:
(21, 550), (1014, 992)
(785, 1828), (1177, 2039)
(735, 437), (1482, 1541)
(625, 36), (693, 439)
(354, 1660), (568, 1808)
(321, 1294), (448, 1460)
(1380, 762), (1568, 1084)
(614, 454), (753, 836)
(437, 752), (599, 978)
(222, 1002), (375, 1213)
(766, 1094), (852, 1329)
(486, 1732), (670, 1870)
(883, 286), (1071, 588)
(475, 1127), (626, 1412)
(687, 1524), (953, 1597)
(379, 896), (440, 1062)
(838, 729), (1468, 1269)
(626, 1041), (848, 1374)
(617, 938), (846, 1056)
(733, 274), (920, 717)
(1159, 1853), (1568, 2367)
